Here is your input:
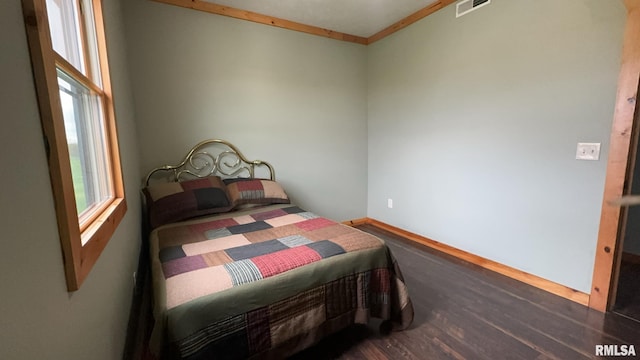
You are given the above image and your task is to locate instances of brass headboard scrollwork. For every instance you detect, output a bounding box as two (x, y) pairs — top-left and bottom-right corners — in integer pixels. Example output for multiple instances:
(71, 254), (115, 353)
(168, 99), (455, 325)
(143, 139), (275, 186)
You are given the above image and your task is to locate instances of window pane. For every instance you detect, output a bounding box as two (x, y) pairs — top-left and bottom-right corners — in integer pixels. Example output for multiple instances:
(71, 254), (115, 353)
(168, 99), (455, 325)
(46, 0), (86, 74)
(57, 68), (113, 240)
(80, 0), (102, 87)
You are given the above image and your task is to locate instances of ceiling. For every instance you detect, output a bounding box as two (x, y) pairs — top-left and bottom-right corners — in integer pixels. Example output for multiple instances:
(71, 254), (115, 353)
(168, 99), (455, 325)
(202, 0), (441, 38)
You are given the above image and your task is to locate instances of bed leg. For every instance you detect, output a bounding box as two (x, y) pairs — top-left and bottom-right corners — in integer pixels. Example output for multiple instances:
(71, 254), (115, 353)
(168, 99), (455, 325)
(379, 320), (392, 335)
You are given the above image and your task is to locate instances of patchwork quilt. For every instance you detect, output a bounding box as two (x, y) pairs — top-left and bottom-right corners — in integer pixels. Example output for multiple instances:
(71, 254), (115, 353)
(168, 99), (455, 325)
(149, 204), (414, 359)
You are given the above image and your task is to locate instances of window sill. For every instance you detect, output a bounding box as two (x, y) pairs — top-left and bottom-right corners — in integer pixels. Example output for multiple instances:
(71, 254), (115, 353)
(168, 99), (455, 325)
(66, 197), (127, 291)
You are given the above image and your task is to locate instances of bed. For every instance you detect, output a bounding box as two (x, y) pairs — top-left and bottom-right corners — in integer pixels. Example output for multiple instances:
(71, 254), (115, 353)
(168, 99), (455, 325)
(143, 139), (414, 359)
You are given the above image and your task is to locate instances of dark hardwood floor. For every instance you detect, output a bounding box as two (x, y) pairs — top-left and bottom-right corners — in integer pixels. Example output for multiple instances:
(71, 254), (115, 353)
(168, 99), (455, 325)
(129, 224), (640, 359)
(613, 258), (640, 322)
(292, 225), (640, 360)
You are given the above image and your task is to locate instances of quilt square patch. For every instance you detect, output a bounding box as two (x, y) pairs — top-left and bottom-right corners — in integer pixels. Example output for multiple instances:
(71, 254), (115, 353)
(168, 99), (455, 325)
(325, 275), (357, 319)
(201, 251), (234, 267)
(182, 234), (251, 256)
(294, 217), (335, 231)
(225, 239), (288, 260)
(176, 314), (248, 359)
(235, 180), (264, 191)
(194, 187), (230, 209)
(241, 228), (279, 243)
(306, 240), (346, 258)
(250, 208), (288, 221)
(190, 218), (239, 235)
(162, 255), (208, 278)
(246, 307), (271, 354)
(264, 214), (306, 228)
(165, 265), (233, 309)
(179, 177), (215, 191)
(282, 206), (305, 214)
(205, 228), (234, 240)
(224, 259), (264, 286)
(228, 221), (273, 234)
(277, 234), (313, 248)
(233, 215), (255, 225)
(252, 246), (322, 278)
(159, 246), (187, 262)
(158, 226), (199, 248)
(297, 212), (320, 220)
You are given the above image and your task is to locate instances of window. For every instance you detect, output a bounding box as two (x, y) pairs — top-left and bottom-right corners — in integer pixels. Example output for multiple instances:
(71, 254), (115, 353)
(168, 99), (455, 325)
(22, 0), (127, 290)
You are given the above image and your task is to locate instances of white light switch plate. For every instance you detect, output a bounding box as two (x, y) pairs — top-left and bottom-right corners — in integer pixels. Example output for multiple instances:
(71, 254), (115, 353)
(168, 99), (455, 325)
(576, 142), (601, 160)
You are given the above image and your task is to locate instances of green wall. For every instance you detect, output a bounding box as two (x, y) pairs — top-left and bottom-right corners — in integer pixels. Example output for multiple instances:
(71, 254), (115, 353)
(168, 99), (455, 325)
(123, 0), (369, 221)
(367, 0), (626, 293)
(0, 0), (142, 358)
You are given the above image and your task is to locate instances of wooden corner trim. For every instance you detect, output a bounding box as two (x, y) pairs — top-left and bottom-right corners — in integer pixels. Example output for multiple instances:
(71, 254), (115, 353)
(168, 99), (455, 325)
(350, 217), (590, 306)
(149, 0), (455, 45)
(342, 218), (369, 226)
(589, 5), (640, 312)
(625, 0), (640, 11)
(150, 0), (368, 45)
(367, 0), (455, 44)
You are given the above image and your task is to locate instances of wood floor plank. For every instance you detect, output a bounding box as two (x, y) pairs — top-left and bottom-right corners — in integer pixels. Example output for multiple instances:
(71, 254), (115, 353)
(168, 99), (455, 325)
(427, 263), (619, 357)
(390, 243), (589, 360)
(365, 225), (640, 345)
(395, 264), (544, 359)
(349, 225), (640, 359)
(412, 296), (543, 360)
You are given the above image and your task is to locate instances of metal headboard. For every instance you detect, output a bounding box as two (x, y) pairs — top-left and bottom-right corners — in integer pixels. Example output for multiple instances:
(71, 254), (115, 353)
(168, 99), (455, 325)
(143, 139), (275, 186)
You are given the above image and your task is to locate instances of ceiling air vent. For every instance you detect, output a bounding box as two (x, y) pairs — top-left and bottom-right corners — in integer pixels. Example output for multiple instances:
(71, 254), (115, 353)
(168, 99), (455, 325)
(456, 0), (490, 18)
